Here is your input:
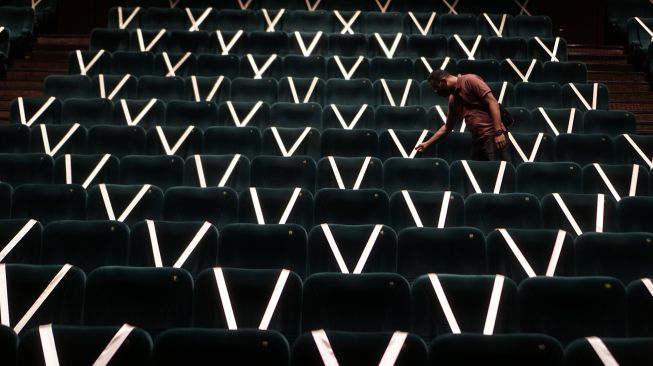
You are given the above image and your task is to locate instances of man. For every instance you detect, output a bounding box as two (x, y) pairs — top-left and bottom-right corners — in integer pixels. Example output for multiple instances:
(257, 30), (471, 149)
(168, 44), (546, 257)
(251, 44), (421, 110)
(415, 70), (510, 161)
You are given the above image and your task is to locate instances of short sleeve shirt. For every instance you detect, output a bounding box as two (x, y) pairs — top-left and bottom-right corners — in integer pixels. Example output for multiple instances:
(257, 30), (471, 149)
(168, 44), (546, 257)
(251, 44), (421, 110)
(448, 74), (495, 141)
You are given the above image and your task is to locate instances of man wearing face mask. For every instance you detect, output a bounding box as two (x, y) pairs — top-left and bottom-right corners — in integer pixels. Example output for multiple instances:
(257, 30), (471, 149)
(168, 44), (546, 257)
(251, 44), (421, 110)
(415, 70), (511, 161)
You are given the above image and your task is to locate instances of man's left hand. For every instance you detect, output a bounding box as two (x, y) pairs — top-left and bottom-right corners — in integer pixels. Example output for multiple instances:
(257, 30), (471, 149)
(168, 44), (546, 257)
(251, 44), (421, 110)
(494, 133), (507, 150)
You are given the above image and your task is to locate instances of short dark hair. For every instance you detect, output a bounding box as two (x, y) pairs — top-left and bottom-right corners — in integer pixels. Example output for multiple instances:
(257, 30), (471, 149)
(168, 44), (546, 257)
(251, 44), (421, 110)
(427, 69), (450, 83)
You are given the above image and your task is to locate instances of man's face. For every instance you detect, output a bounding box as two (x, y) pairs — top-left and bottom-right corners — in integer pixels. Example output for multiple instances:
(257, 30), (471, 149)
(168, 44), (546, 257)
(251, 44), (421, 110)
(430, 78), (452, 97)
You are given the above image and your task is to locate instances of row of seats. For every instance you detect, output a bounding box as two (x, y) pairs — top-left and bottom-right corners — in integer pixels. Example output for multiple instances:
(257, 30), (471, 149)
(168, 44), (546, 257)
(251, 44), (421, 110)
(1, 181), (653, 234)
(6, 326), (653, 366)
(0, 263), (650, 344)
(2, 151), (652, 196)
(0, 1), (55, 32)
(3, 216), (653, 283)
(41, 76), (609, 111)
(122, 0), (539, 14)
(105, 8), (552, 37)
(0, 6), (34, 57)
(90, 29), (567, 61)
(70, 51), (581, 83)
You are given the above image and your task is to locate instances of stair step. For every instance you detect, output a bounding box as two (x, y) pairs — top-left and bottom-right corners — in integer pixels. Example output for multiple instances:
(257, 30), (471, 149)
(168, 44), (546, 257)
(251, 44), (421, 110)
(0, 112), (9, 121)
(611, 102), (653, 112)
(35, 35), (90, 50)
(0, 90), (42, 97)
(589, 71), (647, 82)
(600, 81), (650, 93)
(0, 80), (43, 89)
(610, 93), (653, 102)
(568, 44), (624, 56)
(0, 101), (12, 110)
(569, 54), (629, 64)
(584, 63), (633, 72)
(6, 71), (60, 81)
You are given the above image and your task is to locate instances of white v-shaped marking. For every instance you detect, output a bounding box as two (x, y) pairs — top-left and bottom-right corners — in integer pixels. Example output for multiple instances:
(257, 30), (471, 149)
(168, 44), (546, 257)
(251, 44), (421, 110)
(216, 30), (244, 55)
(120, 98), (158, 126)
(0, 219), (38, 263)
(320, 223), (383, 274)
(460, 160), (507, 194)
(247, 54), (277, 79)
(249, 187), (302, 224)
(507, 132), (543, 163)
(622, 134), (653, 169)
(270, 127), (312, 157)
(262, 8), (285, 32)
(537, 107), (576, 136)
(592, 163), (640, 202)
(569, 83), (598, 110)
(40, 123), (80, 156)
(483, 13), (507, 37)
(155, 125), (195, 155)
(387, 129), (429, 158)
(330, 104), (368, 129)
(552, 193), (605, 236)
(190, 75), (224, 102)
(334, 10), (360, 34)
(226, 101), (263, 127)
(136, 28), (166, 52)
(442, 0), (459, 14)
(193, 154), (241, 188)
(98, 74), (131, 100)
(238, 0), (252, 10)
(312, 329), (408, 366)
(294, 31), (323, 56)
(99, 184), (151, 222)
(408, 12), (436, 36)
(75, 49), (105, 76)
(117, 6), (140, 29)
(305, 0), (321, 11)
(333, 55), (364, 80)
(162, 52), (192, 77)
(64, 153), (112, 189)
(374, 0), (392, 12)
(374, 32), (403, 59)
(419, 56), (450, 74)
(380, 78), (413, 106)
(328, 156), (372, 190)
(505, 58), (537, 82)
(497, 228), (566, 278)
(635, 17), (653, 41)
(534, 36), (560, 62)
(453, 34), (481, 60)
(186, 7), (212, 32)
(168, 0), (180, 8)
(287, 76), (319, 103)
(17, 96), (56, 127)
(146, 220), (212, 268)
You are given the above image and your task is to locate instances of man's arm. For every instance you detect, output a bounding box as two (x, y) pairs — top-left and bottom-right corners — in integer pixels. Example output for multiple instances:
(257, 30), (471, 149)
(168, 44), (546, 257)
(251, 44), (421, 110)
(484, 92), (507, 149)
(414, 109), (457, 152)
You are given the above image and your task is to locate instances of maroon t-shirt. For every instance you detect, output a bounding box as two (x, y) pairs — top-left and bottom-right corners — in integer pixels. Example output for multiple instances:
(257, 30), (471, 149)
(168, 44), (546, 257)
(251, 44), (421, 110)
(448, 74), (495, 142)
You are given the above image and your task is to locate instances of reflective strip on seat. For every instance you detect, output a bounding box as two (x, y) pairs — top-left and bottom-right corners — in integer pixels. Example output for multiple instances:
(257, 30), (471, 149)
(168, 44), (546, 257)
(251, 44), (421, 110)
(75, 49), (105, 76)
(190, 75), (224, 102)
(294, 31), (323, 57)
(0, 219), (38, 263)
(327, 156), (371, 190)
(483, 13), (507, 37)
(262, 8), (285, 32)
(401, 190), (423, 227)
(146, 220), (213, 268)
(40, 123), (81, 156)
(186, 7), (212, 32)
(65, 153), (112, 189)
(438, 191), (452, 228)
(552, 192), (583, 236)
(334, 10), (360, 35)
(120, 98), (158, 126)
(162, 52), (192, 77)
(330, 104), (368, 130)
(18, 96), (56, 127)
(270, 126), (312, 157)
(216, 30), (244, 55)
(98, 74), (132, 100)
(586, 337), (619, 366)
(380, 79), (413, 107)
(453, 34), (481, 60)
(408, 12), (436, 36)
(460, 160), (482, 194)
(374, 0), (392, 12)
(226, 100), (263, 127)
(320, 223), (383, 274)
(387, 129), (428, 158)
(39, 324), (60, 366)
(287, 76), (319, 103)
(249, 187), (302, 224)
(374, 32), (403, 59)
(534, 36), (560, 62)
(442, 0), (459, 14)
(505, 58), (536, 82)
(246, 54), (277, 79)
(99, 184), (151, 222)
(155, 125), (195, 155)
(92, 324), (136, 366)
(507, 132), (543, 162)
(117, 7), (140, 29)
(333, 55), (364, 80)
(305, 0), (321, 11)
(136, 28), (167, 52)
(568, 83), (598, 111)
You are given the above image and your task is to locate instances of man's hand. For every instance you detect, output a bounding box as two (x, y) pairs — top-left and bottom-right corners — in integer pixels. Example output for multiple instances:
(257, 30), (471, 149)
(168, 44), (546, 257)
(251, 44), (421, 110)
(494, 133), (507, 150)
(415, 141), (431, 153)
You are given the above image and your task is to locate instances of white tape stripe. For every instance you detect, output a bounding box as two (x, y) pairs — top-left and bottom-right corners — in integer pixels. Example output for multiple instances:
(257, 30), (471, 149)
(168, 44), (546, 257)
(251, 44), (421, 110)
(45, 123), (80, 156)
(435, 105), (447, 124)
(202, 75), (224, 102)
(514, 0), (532, 16)
(278, 188), (301, 225)
(442, 0), (459, 14)
(270, 126), (311, 157)
(623, 134), (653, 169)
(191, 76), (201, 102)
(567, 108), (576, 133)
(216, 30), (243, 55)
(0, 265), (8, 326)
(330, 104), (367, 130)
(92, 324), (135, 366)
(545, 230), (566, 276)
(483, 13), (506, 37)
(120, 98), (157, 126)
(64, 154), (72, 184)
(374, 0), (391, 12)
(303, 77), (319, 103)
(629, 164), (639, 197)
(529, 133), (544, 163)
(538, 107), (560, 136)
(498, 81), (507, 104)
(461, 160), (482, 193)
(39, 324), (60, 366)
(287, 77), (319, 103)
(534, 36), (560, 62)
(642, 278), (653, 298)
(99, 184), (117, 221)
(388, 129), (408, 158)
(352, 224), (383, 274)
(498, 228), (537, 278)
(453, 34), (481, 60)
(117, 7), (140, 29)
(305, 0), (321, 11)
(334, 10), (360, 35)
(262, 8), (285, 32)
(146, 219), (163, 268)
(213, 268), (238, 329)
(437, 191), (451, 228)
(288, 77), (300, 104)
(553, 193), (582, 236)
(136, 28), (166, 52)
(635, 17), (653, 41)
(483, 275), (504, 335)
(493, 161), (507, 194)
(186, 7), (212, 32)
(312, 330), (340, 366)
(105, 74), (131, 101)
(506, 58), (534, 83)
(401, 190), (423, 227)
(162, 52), (192, 77)
(173, 221), (212, 268)
(76, 49), (105, 76)
(378, 331), (408, 366)
(408, 12), (436, 36)
(380, 79), (395, 106)
(420, 57), (433, 73)
(0, 219), (38, 263)
(428, 273), (461, 334)
(333, 55), (364, 80)
(169, 0), (180, 8)
(321, 224), (350, 273)
(596, 193), (605, 233)
(247, 53), (277, 79)
(194, 155), (207, 188)
(374, 32), (403, 59)
(353, 156), (372, 190)
(586, 337), (619, 366)
(400, 79), (413, 107)
(592, 83), (598, 110)
(19, 96), (56, 127)
(156, 126), (194, 155)
(227, 100), (263, 127)
(250, 187), (266, 224)
(593, 163), (621, 202)
(14, 264), (72, 333)
(238, 0), (252, 10)
(218, 154), (241, 188)
(98, 75), (106, 98)
(328, 156), (346, 189)
(117, 185), (151, 223)
(258, 269), (290, 330)
(294, 31), (322, 57)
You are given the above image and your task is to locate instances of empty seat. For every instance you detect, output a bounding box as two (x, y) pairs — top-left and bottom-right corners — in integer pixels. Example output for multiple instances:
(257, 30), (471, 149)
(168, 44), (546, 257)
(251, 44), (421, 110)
(583, 110), (636, 136)
(617, 196), (653, 232)
(283, 9), (333, 32)
(9, 97), (61, 126)
(183, 154), (250, 191)
(238, 187), (313, 228)
(582, 163), (648, 198)
(146, 126), (203, 157)
(84, 266), (193, 336)
(379, 129), (438, 160)
(465, 193), (541, 234)
(240, 53), (282, 79)
(112, 99), (165, 129)
(153, 52), (197, 77)
(87, 125), (146, 157)
(0, 218), (42, 264)
(91, 74), (138, 100)
(516, 162), (582, 198)
(302, 272), (410, 332)
(307, 224), (397, 275)
(268, 102), (322, 129)
(327, 56), (370, 79)
(196, 54), (240, 79)
(86, 184), (163, 225)
(315, 188), (389, 225)
(407, 35), (448, 58)
(61, 98), (113, 127)
(626, 278), (653, 336)
(218, 101), (270, 129)
(163, 186), (238, 229)
(12, 184), (86, 224)
(184, 75), (232, 104)
(542, 61), (587, 84)
(250, 155), (316, 191)
(28, 124), (87, 158)
(486, 228), (575, 284)
(111, 51), (154, 76)
(541, 193), (617, 237)
(450, 160), (516, 197)
(369, 33), (407, 59)
(90, 29), (130, 52)
(519, 276), (626, 344)
(565, 337), (653, 366)
(129, 220), (218, 276)
(193, 268), (302, 340)
(362, 11), (406, 34)
(429, 333), (564, 366)
(120, 155), (184, 190)
(457, 60), (501, 82)
(42, 220), (129, 272)
(137, 76), (185, 102)
(383, 158), (448, 193)
(317, 156), (383, 190)
(231, 77), (278, 104)
(287, 32), (328, 59)
(168, 30), (210, 53)
(500, 59), (543, 84)
(325, 79), (373, 106)
(555, 133), (613, 165)
(613, 134), (653, 167)
(281, 56), (327, 80)
(320, 128), (378, 157)
(397, 227), (485, 281)
(261, 127), (320, 159)
(531, 107), (583, 135)
(151, 329), (289, 366)
(0, 153), (52, 185)
(327, 33), (367, 57)
(513, 15), (552, 37)
(528, 36), (568, 62)
(166, 100), (219, 129)
(447, 35), (487, 61)
(370, 57), (414, 80)
(373, 80), (420, 107)
(561, 82), (610, 111)
(0, 264), (85, 333)
(128, 29), (169, 53)
(18, 325), (152, 366)
(277, 76), (325, 104)
(247, 31), (289, 56)
(515, 82), (562, 109)
(438, 14), (478, 35)
(142, 7), (185, 30)
(68, 50), (111, 76)
(43, 75), (92, 100)
(322, 104), (374, 130)
(292, 331), (428, 366)
(203, 126), (262, 159)
(411, 274), (518, 341)
(476, 13), (514, 37)
(218, 223), (308, 278)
